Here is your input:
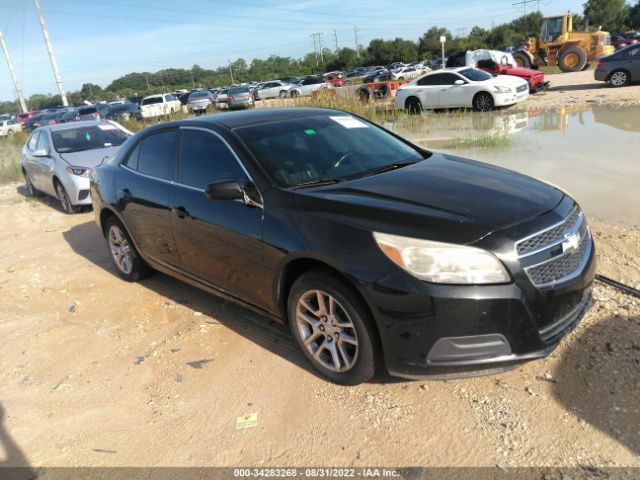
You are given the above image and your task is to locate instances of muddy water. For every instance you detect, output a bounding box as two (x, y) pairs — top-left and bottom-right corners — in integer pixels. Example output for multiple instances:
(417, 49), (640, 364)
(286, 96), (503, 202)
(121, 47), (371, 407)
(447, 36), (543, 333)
(389, 105), (640, 226)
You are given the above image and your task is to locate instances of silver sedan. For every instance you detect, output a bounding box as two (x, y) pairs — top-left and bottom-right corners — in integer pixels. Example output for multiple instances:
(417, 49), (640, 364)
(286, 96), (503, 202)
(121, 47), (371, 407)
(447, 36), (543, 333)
(20, 120), (131, 213)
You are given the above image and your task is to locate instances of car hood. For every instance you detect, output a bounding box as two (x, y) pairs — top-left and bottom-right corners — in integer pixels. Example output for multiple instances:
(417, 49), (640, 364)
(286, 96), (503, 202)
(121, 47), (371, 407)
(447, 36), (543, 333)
(294, 153), (564, 245)
(59, 146), (120, 168)
(501, 66), (542, 78)
(486, 75), (528, 87)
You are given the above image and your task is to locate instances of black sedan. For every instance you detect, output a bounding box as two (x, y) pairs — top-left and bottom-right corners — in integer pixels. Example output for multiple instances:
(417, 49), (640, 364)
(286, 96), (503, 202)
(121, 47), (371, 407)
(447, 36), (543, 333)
(595, 43), (640, 87)
(90, 108), (595, 385)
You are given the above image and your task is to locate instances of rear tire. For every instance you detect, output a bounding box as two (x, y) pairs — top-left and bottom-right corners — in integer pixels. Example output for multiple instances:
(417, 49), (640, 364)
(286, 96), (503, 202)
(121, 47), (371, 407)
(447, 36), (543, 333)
(473, 92), (495, 112)
(405, 97), (422, 114)
(23, 170), (40, 197)
(288, 269), (378, 385)
(609, 70), (630, 87)
(558, 47), (587, 73)
(104, 217), (152, 282)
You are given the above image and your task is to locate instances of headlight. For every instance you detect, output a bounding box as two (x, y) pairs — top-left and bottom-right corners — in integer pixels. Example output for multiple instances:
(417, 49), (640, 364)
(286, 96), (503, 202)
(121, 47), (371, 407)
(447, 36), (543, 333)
(65, 166), (92, 177)
(493, 86), (512, 93)
(373, 232), (510, 284)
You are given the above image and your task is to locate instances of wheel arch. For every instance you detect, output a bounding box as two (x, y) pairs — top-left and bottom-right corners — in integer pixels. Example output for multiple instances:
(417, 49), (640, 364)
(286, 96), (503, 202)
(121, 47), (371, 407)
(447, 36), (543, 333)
(276, 256), (384, 363)
(608, 68), (631, 82)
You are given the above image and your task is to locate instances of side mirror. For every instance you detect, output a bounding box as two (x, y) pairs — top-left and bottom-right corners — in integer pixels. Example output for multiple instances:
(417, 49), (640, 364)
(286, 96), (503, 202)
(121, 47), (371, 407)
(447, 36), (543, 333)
(454, 79), (465, 85)
(33, 148), (50, 157)
(205, 179), (243, 200)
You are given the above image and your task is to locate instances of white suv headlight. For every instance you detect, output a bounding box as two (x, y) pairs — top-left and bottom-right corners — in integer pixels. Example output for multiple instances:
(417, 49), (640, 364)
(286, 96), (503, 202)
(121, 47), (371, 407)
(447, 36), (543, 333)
(373, 232), (510, 284)
(493, 86), (513, 93)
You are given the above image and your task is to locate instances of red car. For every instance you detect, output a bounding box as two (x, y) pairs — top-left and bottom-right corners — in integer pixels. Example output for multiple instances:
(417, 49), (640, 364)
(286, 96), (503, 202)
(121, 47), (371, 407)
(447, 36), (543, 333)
(477, 59), (549, 93)
(17, 111), (36, 123)
(323, 73), (345, 87)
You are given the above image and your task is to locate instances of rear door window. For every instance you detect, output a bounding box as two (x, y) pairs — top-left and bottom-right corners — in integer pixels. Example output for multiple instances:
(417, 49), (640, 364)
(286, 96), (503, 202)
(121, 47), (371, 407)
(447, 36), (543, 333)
(417, 74), (440, 86)
(136, 130), (178, 180)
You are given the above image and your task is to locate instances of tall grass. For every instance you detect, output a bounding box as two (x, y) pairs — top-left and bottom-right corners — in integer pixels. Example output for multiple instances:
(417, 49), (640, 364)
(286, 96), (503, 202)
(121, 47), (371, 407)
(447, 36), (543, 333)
(0, 131), (28, 185)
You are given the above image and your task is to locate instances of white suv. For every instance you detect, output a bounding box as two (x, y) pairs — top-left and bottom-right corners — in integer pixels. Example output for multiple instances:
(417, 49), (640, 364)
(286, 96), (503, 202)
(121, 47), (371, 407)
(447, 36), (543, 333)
(139, 94), (181, 119)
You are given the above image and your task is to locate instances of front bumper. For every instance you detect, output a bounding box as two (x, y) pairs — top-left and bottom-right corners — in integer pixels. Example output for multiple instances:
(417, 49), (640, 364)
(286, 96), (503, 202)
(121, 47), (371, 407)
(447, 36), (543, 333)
(63, 174), (92, 206)
(494, 89), (529, 106)
(365, 224), (596, 379)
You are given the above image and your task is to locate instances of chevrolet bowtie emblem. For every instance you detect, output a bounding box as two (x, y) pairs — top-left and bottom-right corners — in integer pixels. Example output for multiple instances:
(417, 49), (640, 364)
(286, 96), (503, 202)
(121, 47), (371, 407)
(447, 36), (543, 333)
(562, 231), (581, 253)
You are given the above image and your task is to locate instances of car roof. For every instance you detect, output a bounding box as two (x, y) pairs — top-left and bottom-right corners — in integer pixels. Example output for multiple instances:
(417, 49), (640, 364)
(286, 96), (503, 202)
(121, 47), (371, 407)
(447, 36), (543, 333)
(39, 120), (111, 132)
(147, 108), (348, 130)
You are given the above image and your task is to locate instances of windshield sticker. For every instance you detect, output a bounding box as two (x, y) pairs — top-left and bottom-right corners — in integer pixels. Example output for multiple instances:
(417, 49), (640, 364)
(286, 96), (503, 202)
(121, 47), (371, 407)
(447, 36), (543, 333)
(85, 132), (91, 141)
(304, 129), (317, 135)
(98, 124), (117, 131)
(329, 116), (368, 129)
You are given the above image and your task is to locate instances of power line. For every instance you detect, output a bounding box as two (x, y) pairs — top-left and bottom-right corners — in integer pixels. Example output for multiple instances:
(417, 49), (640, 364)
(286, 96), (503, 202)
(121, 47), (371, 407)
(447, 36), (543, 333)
(512, 0), (539, 15)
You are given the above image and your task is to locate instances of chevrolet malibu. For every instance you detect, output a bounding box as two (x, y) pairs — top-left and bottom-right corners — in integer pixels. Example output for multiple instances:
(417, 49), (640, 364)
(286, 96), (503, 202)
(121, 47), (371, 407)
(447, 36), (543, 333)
(90, 108), (595, 385)
(21, 120), (131, 213)
(395, 67), (529, 113)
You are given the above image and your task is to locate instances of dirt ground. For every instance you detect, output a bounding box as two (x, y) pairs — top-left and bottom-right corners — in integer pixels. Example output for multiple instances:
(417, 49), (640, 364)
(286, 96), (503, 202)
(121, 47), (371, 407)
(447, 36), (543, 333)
(521, 69), (640, 109)
(0, 181), (638, 472)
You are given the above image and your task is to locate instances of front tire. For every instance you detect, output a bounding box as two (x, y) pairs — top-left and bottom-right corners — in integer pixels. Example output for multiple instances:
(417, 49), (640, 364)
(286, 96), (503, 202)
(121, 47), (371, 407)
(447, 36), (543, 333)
(473, 92), (495, 112)
(23, 170), (39, 197)
(609, 70), (630, 87)
(558, 47), (587, 72)
(104, 217), (152, 282)
(405, 97), (422, 114)
(288, 269), (378, 385)
(55, 181), (80, 214)
(513, 52), (532, 68)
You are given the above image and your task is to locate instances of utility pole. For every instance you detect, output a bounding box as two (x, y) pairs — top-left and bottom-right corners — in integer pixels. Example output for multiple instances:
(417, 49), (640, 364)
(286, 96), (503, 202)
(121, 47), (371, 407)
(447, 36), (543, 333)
(227, 60), (235, 84)
(33, 0), (68, 106)
(0, 30), (28, 112)
(354, 26), (360, 58)
(333, 29), (339, 53)
(311, 33), (319, 66)
(318, 32), (324, 62)
(512, 0), (537, 15)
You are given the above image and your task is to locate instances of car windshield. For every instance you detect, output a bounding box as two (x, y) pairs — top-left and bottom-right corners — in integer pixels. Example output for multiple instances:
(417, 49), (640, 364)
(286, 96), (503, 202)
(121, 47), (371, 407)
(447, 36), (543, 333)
(52, 125), (129, 153)
(458, 68), (493, 81)
(229, 87), (250, 94)
(234, 114), (427, 187)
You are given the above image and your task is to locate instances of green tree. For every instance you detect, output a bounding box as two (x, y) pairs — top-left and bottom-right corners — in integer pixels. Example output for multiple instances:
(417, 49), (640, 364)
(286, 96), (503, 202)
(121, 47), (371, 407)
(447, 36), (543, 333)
(630, 1), (640, 29)
(584, 0), (630, 32)
(417, 27), (452, 57)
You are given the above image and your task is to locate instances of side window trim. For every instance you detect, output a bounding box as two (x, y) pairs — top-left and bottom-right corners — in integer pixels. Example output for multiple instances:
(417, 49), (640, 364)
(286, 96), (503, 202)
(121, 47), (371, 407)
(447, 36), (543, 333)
(178, 126), (263, 208)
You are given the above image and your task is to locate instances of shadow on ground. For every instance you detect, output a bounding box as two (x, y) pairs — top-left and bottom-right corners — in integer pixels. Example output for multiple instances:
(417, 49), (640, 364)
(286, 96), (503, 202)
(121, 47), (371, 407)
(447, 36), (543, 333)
(552, 312), (640, 456)
(0, 404), (36, 479)
(549, 83), (607, 93)
(61, 220), (329, 381)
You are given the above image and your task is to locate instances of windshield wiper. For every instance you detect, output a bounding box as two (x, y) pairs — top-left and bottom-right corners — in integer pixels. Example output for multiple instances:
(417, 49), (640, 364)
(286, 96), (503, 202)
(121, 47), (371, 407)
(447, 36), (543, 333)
(357, 160), (419, 179)
(290, 178), (344, 189)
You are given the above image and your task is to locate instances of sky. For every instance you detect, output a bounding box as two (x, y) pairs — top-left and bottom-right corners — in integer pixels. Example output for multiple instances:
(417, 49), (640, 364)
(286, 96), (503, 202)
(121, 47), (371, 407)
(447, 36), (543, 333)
(0, 0), (588, 102)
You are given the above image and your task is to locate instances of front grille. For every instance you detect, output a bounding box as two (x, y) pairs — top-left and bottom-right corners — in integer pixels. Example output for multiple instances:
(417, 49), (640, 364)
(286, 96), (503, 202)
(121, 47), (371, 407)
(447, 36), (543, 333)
(516, 84), (528, 93)
(539, 289), (591, 343)
(526, 230), (590, 286)
(516, 207), (581, 256)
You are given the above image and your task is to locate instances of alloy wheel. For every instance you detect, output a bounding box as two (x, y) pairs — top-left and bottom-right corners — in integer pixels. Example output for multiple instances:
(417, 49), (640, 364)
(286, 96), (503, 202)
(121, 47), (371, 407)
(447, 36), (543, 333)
(108, 225), (133, 275)
(295, 290), (359, 373)
(56, 183), (72, 213)
(475, 94), (493, 111)
(610, 71), (627, 87)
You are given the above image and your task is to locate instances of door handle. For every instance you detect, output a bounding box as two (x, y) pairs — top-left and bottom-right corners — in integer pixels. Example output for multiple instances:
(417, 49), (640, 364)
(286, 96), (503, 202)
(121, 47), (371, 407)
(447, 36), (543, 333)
(119, 188), (132, 200)
(173, 206), (190, 219)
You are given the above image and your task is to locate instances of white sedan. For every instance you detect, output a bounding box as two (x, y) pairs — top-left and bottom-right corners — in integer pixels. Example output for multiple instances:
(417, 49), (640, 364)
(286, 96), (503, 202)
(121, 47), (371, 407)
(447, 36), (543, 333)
(394, 67), (529, 113)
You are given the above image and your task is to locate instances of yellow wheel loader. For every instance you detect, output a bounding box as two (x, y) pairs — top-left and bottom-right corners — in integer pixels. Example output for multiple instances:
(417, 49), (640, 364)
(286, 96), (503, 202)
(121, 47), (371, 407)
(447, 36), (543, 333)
(513, 13), (615, 72)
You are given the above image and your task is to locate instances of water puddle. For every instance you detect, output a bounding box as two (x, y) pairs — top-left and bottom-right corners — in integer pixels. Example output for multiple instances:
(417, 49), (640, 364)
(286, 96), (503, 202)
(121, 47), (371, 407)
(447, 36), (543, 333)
(387, 105), (640, 225)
